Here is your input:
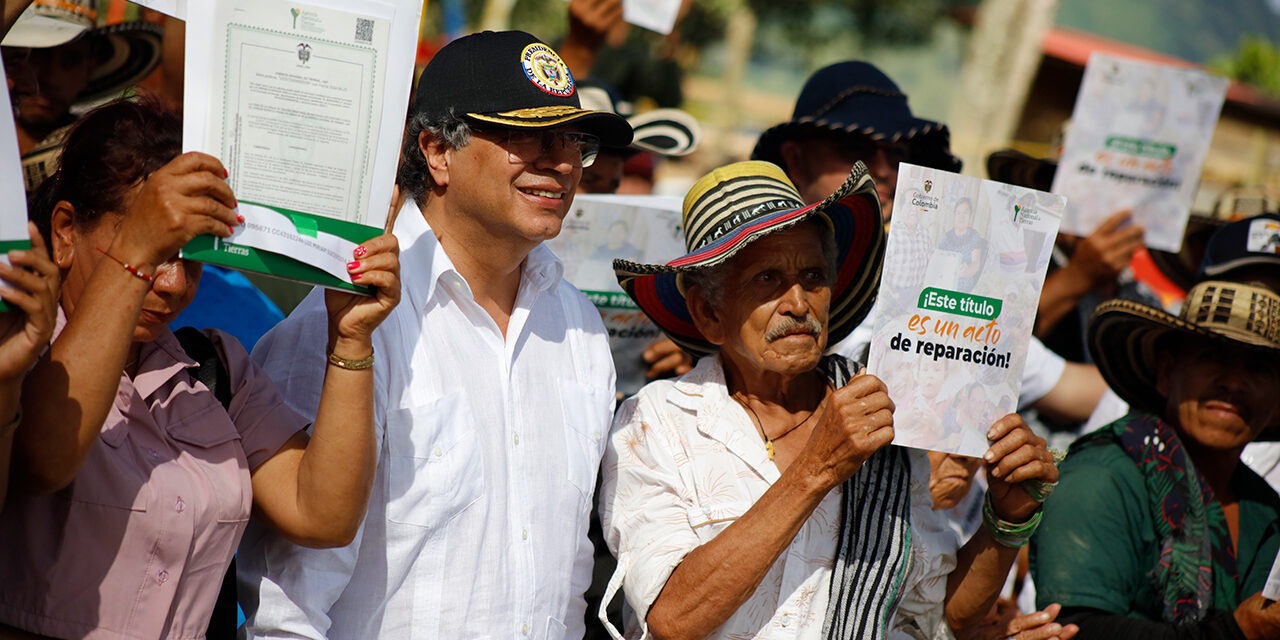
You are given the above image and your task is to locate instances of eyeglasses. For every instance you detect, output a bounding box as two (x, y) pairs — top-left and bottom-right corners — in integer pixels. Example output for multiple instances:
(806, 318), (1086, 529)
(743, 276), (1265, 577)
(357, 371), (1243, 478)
(476, 128), (601, 168)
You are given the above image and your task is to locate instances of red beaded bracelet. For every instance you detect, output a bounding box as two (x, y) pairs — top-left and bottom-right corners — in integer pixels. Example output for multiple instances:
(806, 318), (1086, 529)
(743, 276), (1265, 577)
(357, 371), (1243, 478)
(95, 248), (153, 282)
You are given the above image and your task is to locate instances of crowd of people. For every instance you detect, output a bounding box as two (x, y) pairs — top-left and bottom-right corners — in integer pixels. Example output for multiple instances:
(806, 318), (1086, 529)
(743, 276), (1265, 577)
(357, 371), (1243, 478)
(1, 0), (1278, 639)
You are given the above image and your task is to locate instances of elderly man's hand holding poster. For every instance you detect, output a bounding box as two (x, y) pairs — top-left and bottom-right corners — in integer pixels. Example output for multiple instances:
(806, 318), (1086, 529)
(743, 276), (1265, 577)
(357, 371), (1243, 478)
(868, 163), (1065, 457)
(1051, 53), (1228, 252)
(181, 0), (421, 291)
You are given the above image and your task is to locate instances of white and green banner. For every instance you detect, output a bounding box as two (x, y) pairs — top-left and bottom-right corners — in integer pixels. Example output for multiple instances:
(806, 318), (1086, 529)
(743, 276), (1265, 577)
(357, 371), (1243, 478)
(545, 194), (685, 397)
(1052, 53), (1228, 253)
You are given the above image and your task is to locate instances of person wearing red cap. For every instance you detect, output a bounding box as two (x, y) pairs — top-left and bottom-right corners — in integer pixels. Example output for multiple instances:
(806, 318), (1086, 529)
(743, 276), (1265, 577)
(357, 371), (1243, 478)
(239, 30), (634, 639)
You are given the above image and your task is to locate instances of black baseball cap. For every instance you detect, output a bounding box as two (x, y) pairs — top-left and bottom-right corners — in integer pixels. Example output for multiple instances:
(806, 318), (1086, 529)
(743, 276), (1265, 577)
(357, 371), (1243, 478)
(1199, 213), (1280, 279)
(413, 30), (632, 147)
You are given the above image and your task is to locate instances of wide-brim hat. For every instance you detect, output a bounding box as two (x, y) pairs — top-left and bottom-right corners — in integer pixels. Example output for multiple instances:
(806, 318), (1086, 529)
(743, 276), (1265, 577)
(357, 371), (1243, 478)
(2, 0), (163, 108)
(77, 22), (164, 105)
(413, 30), (632, 147)
(752, 61), (961, 173)
(615, 160), (885, 358)
(1088, 281), (1280, 437)
(577, 84), (701, 157)
(1, 0), (95, 48)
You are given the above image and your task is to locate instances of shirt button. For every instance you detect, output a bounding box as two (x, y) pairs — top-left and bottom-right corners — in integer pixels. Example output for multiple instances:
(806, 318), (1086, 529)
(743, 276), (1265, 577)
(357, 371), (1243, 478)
(175, 497), (185, 513)
(147, 448), (160, 459)
(521, 528), (528, 541)
(521, 623), (529, 635)
(513, 433), (520, 445)
(157, 569), (169, 585)
(433, 446), (443, 457)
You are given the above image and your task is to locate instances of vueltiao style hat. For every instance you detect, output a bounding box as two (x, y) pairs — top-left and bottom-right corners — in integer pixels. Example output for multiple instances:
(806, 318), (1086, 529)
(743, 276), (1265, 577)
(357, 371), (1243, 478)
(1088, 281), (1280, 424)
(615, 160), (886, 358)
(752, 61), (961, 173)
(413, 30), (632, 147)
(577, 82), (701, 157)
(1, 0), (96, 48)
(3, 1), (163, 105)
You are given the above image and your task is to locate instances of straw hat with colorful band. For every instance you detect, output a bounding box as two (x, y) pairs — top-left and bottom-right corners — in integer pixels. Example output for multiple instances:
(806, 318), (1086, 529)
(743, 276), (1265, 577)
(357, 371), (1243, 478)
(1088, 281), (1280, 432)
(412, 30), (632, 148)
(752, 61), (961, 173)
(614, 160), (885, 358)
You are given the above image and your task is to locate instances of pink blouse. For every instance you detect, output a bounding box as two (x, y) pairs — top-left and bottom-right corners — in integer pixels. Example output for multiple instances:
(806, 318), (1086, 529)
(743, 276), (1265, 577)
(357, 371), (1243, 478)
(0, 326), (306, 639)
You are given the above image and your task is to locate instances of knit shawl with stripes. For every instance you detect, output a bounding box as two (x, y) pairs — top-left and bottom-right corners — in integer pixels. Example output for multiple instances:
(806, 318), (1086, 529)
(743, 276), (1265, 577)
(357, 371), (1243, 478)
(818, 355), (914, 640)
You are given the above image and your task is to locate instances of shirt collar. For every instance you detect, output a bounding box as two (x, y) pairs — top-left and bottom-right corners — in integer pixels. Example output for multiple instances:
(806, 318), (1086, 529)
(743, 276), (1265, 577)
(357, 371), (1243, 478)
(51, 306), (197, 401)
(668, 354), (783, 479)
(394, 199), (566, 311)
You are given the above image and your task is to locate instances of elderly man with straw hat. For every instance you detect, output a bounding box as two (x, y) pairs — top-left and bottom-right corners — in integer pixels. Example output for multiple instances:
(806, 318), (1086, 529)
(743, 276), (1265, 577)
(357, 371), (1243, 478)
(1031, 279), (1280, 639)
(598, 161), (1064, 639)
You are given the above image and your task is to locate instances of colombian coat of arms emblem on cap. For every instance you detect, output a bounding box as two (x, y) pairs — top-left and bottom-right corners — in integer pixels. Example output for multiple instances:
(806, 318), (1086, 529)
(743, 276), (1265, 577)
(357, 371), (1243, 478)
(520, 43), (575, 97)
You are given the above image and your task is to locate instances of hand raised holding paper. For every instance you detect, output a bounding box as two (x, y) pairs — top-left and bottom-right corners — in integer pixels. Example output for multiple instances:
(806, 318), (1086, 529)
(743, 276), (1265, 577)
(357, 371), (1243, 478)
(109, 151), (240, 273)
(324, 234), (401, 357)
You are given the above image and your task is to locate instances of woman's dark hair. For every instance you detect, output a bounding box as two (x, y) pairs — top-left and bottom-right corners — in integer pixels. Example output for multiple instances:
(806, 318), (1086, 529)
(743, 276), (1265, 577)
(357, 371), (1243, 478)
(28, 95), (182, 249)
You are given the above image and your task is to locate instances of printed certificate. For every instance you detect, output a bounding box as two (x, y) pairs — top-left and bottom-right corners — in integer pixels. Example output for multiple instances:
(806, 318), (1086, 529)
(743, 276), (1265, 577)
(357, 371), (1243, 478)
(1052, 53), (1227, 252)
(867, 164), (1065, 457)
(182, 0), (421, 291)
(545, 194), (685, 396)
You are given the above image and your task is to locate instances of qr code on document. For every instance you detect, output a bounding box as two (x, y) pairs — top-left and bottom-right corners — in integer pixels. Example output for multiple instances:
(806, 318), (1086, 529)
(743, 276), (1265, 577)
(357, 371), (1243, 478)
(355, 18), (374, 43)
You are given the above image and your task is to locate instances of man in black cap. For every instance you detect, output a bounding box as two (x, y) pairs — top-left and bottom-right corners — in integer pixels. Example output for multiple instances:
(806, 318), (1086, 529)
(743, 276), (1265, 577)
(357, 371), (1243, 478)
(754, 60), (1107, 429)
(240, 30), (633, 639)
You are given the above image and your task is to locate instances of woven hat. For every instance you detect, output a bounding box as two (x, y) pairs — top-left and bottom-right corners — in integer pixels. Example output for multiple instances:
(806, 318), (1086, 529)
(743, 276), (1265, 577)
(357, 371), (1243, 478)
(76, 21), (163, 105)
(1088, 281), (1280, 425)
(3, 1), (164, 107)
(615, 160), (885, 358)
(1, 0), (96, 48)
(413, 30), (631, 147)
(752, 61), (961, 173)
(577, 82), (701, 156)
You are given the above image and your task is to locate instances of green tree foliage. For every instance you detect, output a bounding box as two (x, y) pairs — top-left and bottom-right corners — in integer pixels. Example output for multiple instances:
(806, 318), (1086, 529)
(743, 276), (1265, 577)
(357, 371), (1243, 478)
(1211, 36), (1280, 99)
(743, 0), (976, 47)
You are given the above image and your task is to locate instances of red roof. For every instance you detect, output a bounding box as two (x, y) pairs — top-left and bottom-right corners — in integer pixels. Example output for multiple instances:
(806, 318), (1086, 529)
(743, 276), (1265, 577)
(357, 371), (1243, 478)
(1041, 26), (1280, 114)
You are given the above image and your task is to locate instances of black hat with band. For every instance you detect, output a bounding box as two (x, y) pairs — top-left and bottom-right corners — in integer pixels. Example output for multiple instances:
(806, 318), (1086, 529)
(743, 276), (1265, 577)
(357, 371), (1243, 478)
(413, 30), (632, 148)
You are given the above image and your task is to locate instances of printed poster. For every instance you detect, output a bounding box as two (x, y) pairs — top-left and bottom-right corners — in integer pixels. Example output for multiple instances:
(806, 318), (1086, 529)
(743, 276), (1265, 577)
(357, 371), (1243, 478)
(867, 164), (1065, 457)
(182, 0), (421, 292)
(1052, 53), (1227, 253)
(546, 194), (684, 397)
(0, 63), (33, 311)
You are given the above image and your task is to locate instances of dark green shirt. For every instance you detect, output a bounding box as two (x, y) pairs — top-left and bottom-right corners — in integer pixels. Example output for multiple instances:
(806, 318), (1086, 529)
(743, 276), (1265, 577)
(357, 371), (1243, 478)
(1030, 441), (1280, 618)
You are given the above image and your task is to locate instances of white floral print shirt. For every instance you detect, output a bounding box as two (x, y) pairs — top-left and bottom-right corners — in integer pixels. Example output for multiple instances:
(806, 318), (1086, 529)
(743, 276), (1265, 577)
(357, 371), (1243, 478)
(598, 355), (958, 640)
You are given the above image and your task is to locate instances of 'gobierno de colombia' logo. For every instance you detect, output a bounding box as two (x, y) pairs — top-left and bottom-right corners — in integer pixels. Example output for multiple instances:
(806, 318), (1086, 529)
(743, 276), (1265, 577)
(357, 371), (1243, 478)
(520, 43), (574, 97)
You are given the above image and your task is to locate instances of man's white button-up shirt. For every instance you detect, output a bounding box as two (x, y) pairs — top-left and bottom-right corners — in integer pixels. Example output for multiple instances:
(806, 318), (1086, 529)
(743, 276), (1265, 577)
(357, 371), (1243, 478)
(239, 200), (616, 639)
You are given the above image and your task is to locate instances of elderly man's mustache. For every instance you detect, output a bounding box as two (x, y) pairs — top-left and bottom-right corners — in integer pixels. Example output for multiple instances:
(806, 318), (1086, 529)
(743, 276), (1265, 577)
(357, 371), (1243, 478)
(765, 315), (823, 342)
